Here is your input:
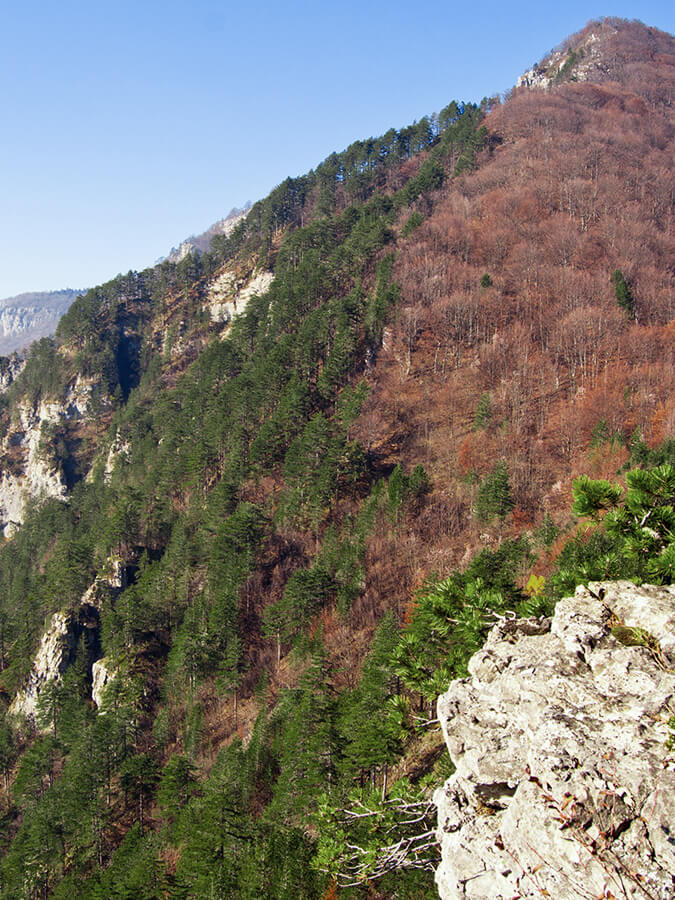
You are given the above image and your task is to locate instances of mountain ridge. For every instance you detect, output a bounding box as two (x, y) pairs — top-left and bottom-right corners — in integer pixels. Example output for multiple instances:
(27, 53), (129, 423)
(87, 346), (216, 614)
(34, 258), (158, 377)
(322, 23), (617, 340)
(0, 17), (671, 898)
(163, 204), (253, 264)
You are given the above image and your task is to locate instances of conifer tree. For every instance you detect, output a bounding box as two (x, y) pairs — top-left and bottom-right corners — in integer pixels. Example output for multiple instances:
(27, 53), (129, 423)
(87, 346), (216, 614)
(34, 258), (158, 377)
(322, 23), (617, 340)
(474, 459), (514, 522)
(341, 613), (402, 786)
(612, 269), (636, 319)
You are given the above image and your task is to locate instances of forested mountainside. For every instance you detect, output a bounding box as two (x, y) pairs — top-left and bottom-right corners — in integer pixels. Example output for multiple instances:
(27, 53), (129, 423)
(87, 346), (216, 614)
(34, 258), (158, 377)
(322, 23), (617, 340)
(0, 17), (672, 899)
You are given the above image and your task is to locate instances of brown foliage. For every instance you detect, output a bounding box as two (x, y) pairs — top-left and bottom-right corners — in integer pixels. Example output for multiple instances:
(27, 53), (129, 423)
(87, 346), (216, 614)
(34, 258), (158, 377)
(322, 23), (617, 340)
(344, 25), (674, 612)
(224, 23), (674, 726)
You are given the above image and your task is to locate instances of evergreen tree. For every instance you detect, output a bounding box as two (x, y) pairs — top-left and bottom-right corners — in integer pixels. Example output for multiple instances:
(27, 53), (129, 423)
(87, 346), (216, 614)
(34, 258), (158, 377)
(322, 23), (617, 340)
(341, 614), (403, 785)
(269, 648), (338, 823)
(568, 464), (675, 584)
(473, 392), (492, 429)
(0, 721), (15, 793)
(474, 459), (514, 522)
(611, 269), (636, 319)
(120, 753), (158, 834)
(157, 754), (197, 821)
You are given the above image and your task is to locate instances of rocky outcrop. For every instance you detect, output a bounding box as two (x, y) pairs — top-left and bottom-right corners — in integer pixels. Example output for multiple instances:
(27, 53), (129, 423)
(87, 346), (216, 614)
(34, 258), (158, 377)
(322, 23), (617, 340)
(434, 581), (675, 900)
(0, 456), (67, 537)
(516, 23), (616, 90)
(9, 612), (78, 721)
(165, 205), (251, 263)
(207, 269), (274, 325)
(91, 657), (116, 708)
(9, 559), (126, 723)
(0, 375), (102, 535)
(102, 430), (131, 484)
(0, 355), (25, 392)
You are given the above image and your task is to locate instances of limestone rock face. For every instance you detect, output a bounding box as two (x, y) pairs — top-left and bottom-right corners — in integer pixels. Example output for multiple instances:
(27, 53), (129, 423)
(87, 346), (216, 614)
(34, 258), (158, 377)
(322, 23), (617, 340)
(0, 375), (104, 535)
(0, 355), (25, 392)
(516, 23), (625, 91)
(0, 290), (80, 356)
(9, 612), (77, 722)
(207, 270), (274, 325)
(434, 582), (675, 900)
(10, 559), (126, 722)
(102, 431), (131, 485)
(91, 658), (116, 708)
(0, 397), (67, 536)
(165, 206), (250, 263)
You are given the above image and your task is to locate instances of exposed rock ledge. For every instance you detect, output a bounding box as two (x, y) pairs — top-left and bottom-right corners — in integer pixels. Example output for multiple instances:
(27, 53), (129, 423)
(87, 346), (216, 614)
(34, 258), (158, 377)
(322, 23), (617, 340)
(9, 558), (126, 722)
(434, 581), (675, 900)
(207, 270), (274, 325)
(0, 376), (102, 536)
(91, 657), (116, 708)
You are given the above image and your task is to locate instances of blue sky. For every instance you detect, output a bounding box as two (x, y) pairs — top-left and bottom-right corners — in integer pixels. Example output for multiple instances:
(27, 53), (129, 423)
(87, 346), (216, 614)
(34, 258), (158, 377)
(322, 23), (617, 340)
(1, 1), (672, 299)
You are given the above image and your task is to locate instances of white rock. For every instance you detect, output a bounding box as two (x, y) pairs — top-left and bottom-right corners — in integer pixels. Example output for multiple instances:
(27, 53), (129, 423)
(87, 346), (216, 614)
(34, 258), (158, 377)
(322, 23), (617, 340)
(9, 612), (76, 722)
(165, 207), (249, 264)
(10, 556), (126, 721)
(207, 270), (273, 324)
(0, 376), (102, 535)
(103, 431), (131, 484)
(435, 582), (675, 900)
(0, 355), (25, 392)
(91, 658), (116, 708)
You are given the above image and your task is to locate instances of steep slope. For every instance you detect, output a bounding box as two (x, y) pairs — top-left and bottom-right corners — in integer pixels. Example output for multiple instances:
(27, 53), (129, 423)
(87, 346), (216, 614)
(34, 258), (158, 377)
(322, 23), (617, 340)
(0, 87), (487, 899)
(349, 16), (674, 602)
(0, 17), (671, 900)
(517, 16), (674, 99)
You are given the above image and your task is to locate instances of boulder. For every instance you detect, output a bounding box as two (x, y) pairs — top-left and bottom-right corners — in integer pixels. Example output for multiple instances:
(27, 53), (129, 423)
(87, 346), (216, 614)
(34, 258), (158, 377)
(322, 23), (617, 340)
(434, 581), (675, 900)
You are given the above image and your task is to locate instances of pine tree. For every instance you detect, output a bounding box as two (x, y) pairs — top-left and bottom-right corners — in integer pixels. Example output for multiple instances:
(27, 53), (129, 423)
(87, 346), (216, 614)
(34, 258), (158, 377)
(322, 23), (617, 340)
(157, 754), (197, 821)
(474, 460), (514, 523)
(341, 614), (402, 786)
(473, 392), (492, 430)
(120, 753), (158, 834)
(612, 269), (636, 319)
(270, 648), (338, 823)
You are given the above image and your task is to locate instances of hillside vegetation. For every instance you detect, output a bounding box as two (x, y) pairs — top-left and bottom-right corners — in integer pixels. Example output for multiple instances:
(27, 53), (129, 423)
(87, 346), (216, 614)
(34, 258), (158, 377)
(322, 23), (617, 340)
(0, 18), (672, 899)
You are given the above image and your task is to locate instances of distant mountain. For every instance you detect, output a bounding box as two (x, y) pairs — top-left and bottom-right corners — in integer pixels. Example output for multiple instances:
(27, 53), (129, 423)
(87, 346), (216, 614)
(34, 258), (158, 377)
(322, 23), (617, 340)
(164, 203), (252, 263)
(0, 205), (253, 357)
(0, 289), (83, 356)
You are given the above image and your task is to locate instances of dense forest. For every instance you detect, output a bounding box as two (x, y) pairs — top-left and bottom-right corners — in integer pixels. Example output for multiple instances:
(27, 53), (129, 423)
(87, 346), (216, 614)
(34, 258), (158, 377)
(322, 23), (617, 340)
(0, 17), (672, 899)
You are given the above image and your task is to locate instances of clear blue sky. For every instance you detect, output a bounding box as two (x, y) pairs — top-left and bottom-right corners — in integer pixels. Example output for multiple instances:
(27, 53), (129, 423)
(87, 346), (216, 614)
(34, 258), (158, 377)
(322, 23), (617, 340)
(1, 1), (672, 298)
